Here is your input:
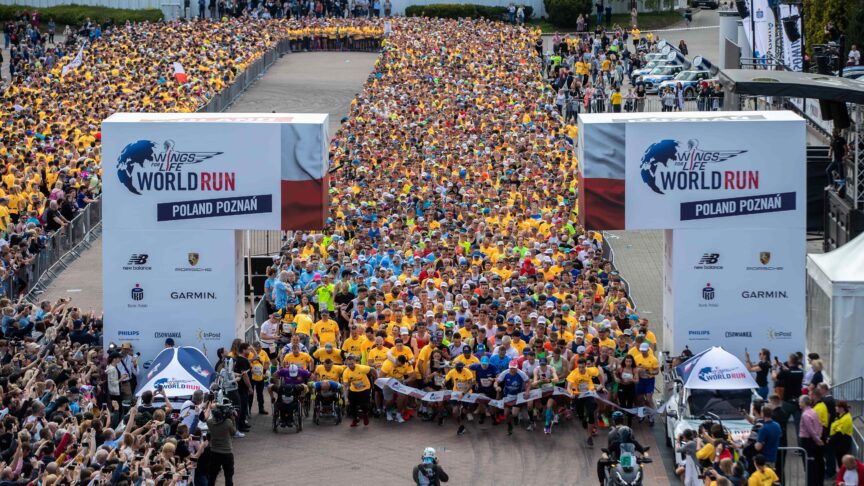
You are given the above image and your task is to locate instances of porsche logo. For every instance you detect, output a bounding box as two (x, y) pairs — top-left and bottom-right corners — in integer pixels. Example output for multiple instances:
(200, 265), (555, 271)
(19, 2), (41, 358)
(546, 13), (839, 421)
(759, 252), (771, 265)
(188, 252), (199, 266)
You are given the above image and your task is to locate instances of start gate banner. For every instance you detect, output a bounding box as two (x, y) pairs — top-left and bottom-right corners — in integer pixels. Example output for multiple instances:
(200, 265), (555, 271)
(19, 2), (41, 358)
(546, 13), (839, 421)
(577, 111), (805, 231)
(102, 113), (328, 231)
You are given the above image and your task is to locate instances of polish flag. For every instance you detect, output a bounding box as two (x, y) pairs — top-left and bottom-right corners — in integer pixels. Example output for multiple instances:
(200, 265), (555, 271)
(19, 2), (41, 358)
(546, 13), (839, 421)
(280, 122), (329, 230)
(172, 62), (188, 83)
(578, 121), (626, 230)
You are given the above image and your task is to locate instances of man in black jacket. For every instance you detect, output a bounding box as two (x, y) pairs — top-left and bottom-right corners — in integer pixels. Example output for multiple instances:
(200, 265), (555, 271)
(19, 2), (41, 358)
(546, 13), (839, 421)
(412, 447), (449, 485)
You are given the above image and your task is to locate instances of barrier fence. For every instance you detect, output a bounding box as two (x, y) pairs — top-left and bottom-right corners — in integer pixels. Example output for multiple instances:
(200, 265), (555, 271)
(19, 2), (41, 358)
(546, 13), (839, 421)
(777, 446), (808, 486)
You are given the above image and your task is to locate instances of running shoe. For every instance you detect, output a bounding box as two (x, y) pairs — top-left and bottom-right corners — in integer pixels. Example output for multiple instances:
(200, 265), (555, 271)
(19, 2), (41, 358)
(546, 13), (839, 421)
(386, 411), (394, 422)
(234, 431), (246, 438)
(457, 425), (466, 436)
(586, 435), (594, 447)
(396, 413), (405, 424)
(507, 422), (514, 435)
(363, 415), (369, 426)
(526, 422), (535, 431)
(552, 413), (560, 425)
(466, 413), (474, 422)
(350, 419), (359, 427)
(544, 426), (551, 434)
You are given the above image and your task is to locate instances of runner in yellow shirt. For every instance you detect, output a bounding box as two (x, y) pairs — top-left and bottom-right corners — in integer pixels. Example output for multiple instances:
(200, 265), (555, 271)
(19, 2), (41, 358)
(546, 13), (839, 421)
(313, 359), (345, 382)
(341, 355), (375, 427)
(566, 358), (603, 445)
(633, 343), (659, 426)
(248, 342), (271, 415)
(444, 361), (475, 436)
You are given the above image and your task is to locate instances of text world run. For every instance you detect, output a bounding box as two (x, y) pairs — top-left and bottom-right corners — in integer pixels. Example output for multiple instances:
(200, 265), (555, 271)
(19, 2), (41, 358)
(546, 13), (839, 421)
(135, 171), (235, 192)
(658, 170), (758, 191)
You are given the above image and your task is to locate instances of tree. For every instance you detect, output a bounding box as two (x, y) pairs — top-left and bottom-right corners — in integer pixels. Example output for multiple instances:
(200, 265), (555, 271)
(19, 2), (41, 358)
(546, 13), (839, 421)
(803, 0), (862, 55)
(547, 0), (592, 27)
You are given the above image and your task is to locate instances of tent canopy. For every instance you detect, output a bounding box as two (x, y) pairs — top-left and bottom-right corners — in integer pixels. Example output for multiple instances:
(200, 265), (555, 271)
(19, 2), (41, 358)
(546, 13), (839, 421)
(719, 69), (864, 104)
(808, 231), (864, 296)
(135, 347), (215, 399)
(676, 347), (758, 390)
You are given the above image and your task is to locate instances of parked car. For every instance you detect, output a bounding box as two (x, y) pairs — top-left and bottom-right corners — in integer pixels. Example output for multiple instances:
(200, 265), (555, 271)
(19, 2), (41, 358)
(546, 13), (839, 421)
(692, 0), (719, 8)
(641, 65), (687, 93)
(631, 60), (682, 83)
(657, 70), (715, 99)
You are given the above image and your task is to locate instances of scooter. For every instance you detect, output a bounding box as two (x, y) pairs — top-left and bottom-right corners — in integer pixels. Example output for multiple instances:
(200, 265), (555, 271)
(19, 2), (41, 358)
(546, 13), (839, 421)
(600, 444), (652, 486)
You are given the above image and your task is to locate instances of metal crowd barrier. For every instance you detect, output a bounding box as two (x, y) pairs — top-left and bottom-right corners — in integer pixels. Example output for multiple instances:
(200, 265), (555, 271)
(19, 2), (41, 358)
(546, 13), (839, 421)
(18, 200), (103, 301)
(777, 446), (808, 486)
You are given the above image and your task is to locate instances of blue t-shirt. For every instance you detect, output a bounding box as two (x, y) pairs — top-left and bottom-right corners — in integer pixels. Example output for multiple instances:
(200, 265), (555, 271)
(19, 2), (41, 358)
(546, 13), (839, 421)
(469, 364), (498, 392)
(756, 419), (781, 463)
(488, 354), (511, 372)
(498, 370), (528, 396)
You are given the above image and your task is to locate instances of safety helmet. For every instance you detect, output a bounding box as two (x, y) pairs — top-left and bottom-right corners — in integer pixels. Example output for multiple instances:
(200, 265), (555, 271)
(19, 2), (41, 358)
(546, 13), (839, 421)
(422, 447), (437, 461)
(288, 364), (299, 377)
(611, 411), (625, 423)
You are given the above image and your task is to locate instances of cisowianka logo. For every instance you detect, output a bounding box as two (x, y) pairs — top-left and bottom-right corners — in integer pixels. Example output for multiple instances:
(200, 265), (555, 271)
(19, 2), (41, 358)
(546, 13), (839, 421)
(123, 254), (152, 271)
(639, 139), (749, 195)
(694, 253), (723, 270)
(116, 140), (228, 195)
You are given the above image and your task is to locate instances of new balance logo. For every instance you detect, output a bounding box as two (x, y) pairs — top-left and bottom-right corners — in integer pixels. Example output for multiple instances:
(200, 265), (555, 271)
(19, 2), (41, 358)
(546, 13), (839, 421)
(698, 253), (719, 265)
(128, 254), (149, 265)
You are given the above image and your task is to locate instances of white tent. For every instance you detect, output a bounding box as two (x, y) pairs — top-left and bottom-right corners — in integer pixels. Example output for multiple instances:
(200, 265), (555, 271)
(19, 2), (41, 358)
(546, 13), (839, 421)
(135, 346), (215, 400)
(675, 346), (758, 390)
(806, 232), (864, 385)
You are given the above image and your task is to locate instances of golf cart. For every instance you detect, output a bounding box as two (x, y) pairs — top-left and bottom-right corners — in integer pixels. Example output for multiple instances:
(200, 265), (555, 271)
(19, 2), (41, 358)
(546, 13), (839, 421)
(662, 347), (759, 465)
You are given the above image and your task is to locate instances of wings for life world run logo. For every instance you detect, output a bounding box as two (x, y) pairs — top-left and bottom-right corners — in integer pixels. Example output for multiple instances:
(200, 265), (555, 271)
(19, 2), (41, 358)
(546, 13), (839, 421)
(115, 140), (231, 195)
(698, 366), (748, 382)
(639, 139), (750, 195)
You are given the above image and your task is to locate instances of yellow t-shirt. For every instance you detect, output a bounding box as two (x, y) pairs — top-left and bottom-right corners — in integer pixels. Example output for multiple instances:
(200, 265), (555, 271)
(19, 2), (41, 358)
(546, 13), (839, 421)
(341, 336), (369, 357)
(314, 364), (344, 382)
(313, 347), (343, 365)
(313, 319), (339, 345)
(249, 351), (270, 382)
(381, 360), (413, 381)
(366, 347), (390, 369)
(342, 364), (373, 392)
(611, 92), (623, 105)
(390, 345), (414, 363)
(282, 352), (313, 370)
(633, 352), (659, 377)
(294, 313), (314, 336)
(445, 368), (474, 393)
(566, 367), (599, 393)
(747, 467), (779, 486)
(453, 354), (480, 367)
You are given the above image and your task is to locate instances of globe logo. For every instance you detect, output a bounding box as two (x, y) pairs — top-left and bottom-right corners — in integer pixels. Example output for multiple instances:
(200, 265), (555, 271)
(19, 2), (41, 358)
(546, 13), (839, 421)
(116, 140), (157, 195)
(639, 139), (679, 195)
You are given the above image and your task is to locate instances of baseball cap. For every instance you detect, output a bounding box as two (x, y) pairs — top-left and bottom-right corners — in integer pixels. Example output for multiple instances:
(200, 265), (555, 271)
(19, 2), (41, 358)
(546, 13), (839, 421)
(508, 361), (518, 369)
(395, 338), (404, 344)
(455, 361), (465, 369)
(539, 357), (548, 365)
(462, 345), (471, 353)
(480, 356), (490, 365)
(576, 345), (586, 354)
(639, 343), (650, 352)
(400, 327), (410, 335)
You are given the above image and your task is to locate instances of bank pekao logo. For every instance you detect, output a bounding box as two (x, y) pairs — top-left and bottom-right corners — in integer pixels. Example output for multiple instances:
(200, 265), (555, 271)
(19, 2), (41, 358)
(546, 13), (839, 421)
(116, 140), (227, 195)
(188, 252), (199, 266)
(697, 366), (748, 382)
(639, 139), (749, 195)
(131, 284), (144, 301)
(702, 282), (715, 300)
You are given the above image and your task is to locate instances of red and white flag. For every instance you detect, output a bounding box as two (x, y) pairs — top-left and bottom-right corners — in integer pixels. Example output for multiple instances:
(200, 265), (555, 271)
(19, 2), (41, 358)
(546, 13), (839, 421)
(172, 62), (188, 83)
(280, 122), (329, 230)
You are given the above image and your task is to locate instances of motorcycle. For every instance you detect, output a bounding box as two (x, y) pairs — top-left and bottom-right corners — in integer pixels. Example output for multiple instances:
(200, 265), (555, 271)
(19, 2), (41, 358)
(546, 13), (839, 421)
(600, 444), (652, 486)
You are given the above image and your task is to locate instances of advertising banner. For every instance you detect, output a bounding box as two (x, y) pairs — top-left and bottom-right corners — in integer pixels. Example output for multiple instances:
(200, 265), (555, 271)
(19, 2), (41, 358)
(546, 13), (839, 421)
(623, 113), (805, 230)
(103, 227), (242, 361)
(778, 4), (804, 71)
(740, 0), (777, 65)
(578, 111), (805, 231)
(667, 227), (805, 362)
(102, 113), (328, 231)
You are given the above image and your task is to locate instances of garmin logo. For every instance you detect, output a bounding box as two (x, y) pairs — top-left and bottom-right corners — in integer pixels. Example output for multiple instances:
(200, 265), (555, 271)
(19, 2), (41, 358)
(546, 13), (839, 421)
(741, 290), (788, 299)
(170, 291), (216, 300)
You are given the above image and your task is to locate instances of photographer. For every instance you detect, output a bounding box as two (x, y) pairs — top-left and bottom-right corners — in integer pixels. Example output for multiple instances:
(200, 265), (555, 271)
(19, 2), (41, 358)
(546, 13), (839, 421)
(204, 399), (236, 486)
(412, 447), (448, 485)
(178, 389), (205, 434)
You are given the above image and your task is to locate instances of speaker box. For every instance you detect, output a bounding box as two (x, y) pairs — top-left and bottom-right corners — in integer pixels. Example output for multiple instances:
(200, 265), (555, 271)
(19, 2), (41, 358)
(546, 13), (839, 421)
(831, 102), (851, 129)
(782, 16), (801, 43)
(819, 99), (833, 120)
(735, 0), (750, 18)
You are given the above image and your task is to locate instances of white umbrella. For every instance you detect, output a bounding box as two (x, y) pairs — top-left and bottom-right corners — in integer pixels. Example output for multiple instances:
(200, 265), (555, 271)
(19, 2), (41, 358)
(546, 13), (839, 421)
(677, 346), (758, 390)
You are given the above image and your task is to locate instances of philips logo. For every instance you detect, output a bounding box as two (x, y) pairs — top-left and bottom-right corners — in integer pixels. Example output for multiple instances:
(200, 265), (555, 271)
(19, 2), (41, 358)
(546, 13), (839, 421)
(118, 330), (140, 337)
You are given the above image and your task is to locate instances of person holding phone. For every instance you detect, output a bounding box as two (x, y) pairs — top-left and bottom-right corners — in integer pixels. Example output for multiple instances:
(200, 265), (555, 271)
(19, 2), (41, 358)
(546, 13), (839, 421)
(745, 348), (772, 400)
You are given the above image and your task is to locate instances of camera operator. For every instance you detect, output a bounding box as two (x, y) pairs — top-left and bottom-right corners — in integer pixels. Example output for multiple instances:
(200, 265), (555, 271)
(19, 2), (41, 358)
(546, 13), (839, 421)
(203, 399), (236, 486)
(412, 447), (449, 485)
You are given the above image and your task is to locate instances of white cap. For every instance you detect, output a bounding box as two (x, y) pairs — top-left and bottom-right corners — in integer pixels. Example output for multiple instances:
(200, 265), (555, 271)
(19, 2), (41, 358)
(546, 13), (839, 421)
(400, 327), (410, 335)
(639, 343), (650, 352)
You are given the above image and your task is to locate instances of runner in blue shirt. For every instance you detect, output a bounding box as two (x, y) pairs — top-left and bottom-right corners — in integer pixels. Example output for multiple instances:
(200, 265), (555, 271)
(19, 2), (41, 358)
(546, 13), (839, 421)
(469, 357), (498, 425)
(496, 363), (531, 435)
